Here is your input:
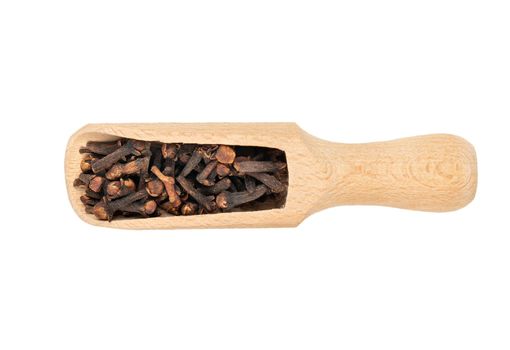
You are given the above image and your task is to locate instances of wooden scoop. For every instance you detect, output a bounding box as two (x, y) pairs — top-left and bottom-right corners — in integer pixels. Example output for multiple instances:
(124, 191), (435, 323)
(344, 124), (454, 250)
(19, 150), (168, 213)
(65, 123), (477, 229)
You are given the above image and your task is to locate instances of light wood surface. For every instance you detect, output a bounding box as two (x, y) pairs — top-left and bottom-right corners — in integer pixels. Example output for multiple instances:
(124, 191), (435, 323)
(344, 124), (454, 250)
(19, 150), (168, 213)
(65, 123), (477, 229)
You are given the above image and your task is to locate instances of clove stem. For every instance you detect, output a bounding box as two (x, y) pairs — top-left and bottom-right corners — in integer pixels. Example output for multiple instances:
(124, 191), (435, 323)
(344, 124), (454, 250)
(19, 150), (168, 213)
(215, 185), (268, 210)
(91, 140), (146, 174)
(247, 172), (286, 193)
(179, 148), (202, 177)
(176, 175), (214, 211)
(233, 161), (286, 174)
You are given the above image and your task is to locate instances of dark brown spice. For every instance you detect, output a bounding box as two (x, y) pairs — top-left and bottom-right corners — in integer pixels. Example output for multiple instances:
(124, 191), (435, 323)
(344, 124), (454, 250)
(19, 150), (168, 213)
(80, 140), (122, 155)
(233, 161), (286, 174)
(215, 185), (268, 210)
(179, 148), (202, 177)
(201, 178), (232, 195)
(123, 200), (158, 217)
(76, 138), (288, 221)
(215, 145), (236, 164)
(91, 140), (147, 174)
(247, 172), (286, 193)
(151, 166), (181, 208)
(106, 178), (136, 199)
(176, 175), (215, 212)
(196, 160), (217, 186)
(94, 190), (148, 221)
(105, 157), (149, 180)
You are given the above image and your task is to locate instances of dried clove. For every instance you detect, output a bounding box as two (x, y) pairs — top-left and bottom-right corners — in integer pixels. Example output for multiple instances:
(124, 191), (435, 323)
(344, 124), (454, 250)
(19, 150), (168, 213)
(80, 140), (122, 155)
(177, 175), (215, 212)
(179, 148), (202, 177)
(233, 161), (286, 174)
(105, 157), (149, 180)
(151, 166), (181, 208)
(196, 160), (217, 186)
(123, 200), (158, 217)
(215, 185), (268, 210)
(76, 138), (288, 221)
(247, 172), (286, 193)
(106, 178), (136, 199)
(91, 140), (147, 174)
(93, 190), (148, 221)
(201, 177), (232, 195)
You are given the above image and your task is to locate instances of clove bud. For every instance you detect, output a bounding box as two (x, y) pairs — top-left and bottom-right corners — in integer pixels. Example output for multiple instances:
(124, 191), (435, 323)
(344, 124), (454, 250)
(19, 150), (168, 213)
(106, 178), (136, 199)
(146, 178), (164, 197)
(181, 202), (198, 215)
(215, 145), (236, 164)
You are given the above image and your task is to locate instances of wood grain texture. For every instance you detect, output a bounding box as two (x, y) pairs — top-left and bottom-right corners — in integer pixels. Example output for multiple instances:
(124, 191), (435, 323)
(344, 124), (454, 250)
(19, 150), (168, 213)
(65, 123), (477, 229)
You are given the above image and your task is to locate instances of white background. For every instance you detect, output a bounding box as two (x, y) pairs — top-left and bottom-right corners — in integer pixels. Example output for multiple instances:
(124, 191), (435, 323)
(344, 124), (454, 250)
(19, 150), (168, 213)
(0, 1), (509, 349)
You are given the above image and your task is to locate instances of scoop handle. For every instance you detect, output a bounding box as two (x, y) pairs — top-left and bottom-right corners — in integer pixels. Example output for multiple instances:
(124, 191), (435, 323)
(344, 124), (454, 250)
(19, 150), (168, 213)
(317, 134), (477, 212)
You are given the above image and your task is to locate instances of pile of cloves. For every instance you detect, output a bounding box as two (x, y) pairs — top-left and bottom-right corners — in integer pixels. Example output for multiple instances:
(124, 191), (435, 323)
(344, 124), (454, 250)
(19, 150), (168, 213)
(74, 138), (288, 221)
